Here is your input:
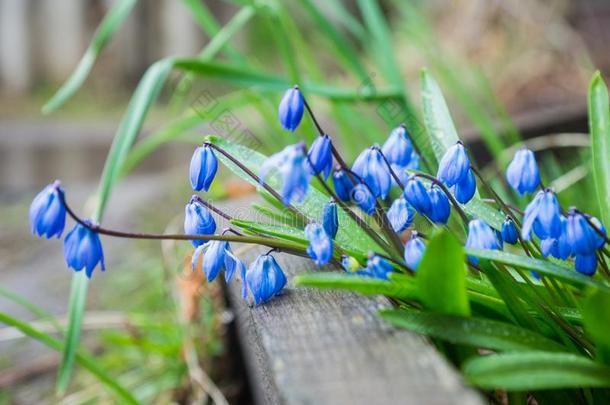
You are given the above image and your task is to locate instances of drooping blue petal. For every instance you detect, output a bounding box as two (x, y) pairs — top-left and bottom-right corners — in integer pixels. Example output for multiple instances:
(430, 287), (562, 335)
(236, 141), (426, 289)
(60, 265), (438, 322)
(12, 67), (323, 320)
(437, 142), (471, 187)
(202, 240), (227, 282)
(332, 168), (354, 202)
(428, 186), (451, 224)
(322, 199), (339, 239)
(29, 180), (66, 239)
(351, 183), (376, 215)
(364, 254), (394, 279)
(506, 148), (540, 195)
(589, 216), (607, 249)
(387, 197), (414, 233)
(404, 233), (425, 271)
(260, 144), (310, 206)
(501, 217), (519, 245)
(575, 254), (597, 276)
(305, 223), (333, 266)
(224, 247), (245, 283)
(382, 125), (413, 166)
(63, 220), (105, 278)
(245, 254), (287, 305)
(466, 219), (500, 263)
(278, 86), (305, 131)
(184, 196), (217, 247)
(189, 144), (218, 192)
(450, 169), (476, 204)
(307, 134), (333, 179)
(566, 209), (598, 256)
(404, 176), (431, 215)
(534, 190), (562, 239)
(352, 147), (392, 199)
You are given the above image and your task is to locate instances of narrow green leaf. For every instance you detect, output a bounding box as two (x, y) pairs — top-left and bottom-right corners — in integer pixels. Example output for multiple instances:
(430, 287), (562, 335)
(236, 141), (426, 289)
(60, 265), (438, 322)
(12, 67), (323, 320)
(0, 311), (137, 404)
(417, 230), (470, 316)
(588, 71), (610, 226)
(380, 308), (566, 353)
(43, 0), (137, 113)
(463, 351), (610, 390)
(466, 248), (610, 292)
(294, 272), (418, 299)
(583, 289), (610, 365)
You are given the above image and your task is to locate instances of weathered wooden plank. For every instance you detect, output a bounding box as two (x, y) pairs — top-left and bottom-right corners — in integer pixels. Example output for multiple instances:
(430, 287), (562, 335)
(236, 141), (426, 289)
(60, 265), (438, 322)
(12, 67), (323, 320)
(222, 200), (483, 405)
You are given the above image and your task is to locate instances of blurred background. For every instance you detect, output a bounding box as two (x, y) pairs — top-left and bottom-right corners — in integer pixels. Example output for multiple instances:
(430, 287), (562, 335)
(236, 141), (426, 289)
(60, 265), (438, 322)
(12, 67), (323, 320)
(1, 0), (610, 403)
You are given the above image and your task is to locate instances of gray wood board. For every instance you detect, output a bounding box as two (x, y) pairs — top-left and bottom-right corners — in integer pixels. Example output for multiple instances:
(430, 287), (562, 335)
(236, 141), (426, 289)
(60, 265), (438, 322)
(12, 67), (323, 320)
(222, 198), (483, 405)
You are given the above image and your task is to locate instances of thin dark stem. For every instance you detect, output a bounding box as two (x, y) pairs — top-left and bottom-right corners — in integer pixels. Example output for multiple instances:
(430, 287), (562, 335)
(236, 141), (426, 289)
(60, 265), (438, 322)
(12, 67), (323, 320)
(481, 198), (524, 216)
(302, 95), (325, 136)
(206, 142), (309, 224)
(374, 146), (405, 189)
(191, 195), (232, 221)
(412, 172), (470, 225)
(576, 209), (610, 245)
(470, 165), (522, 228)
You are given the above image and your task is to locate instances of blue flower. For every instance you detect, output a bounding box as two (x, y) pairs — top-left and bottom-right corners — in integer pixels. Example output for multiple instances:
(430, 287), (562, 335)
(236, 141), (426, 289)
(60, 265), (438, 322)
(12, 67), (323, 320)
(590, 216), (607, 249)
(260, 143), (310, 206)
(363, 253), (394, 279)
(189, 144), (218, 192)
(305, 223), (333, 266)
(307, 134), (333, 179)
(184, 196), (216, 247)
(501, 217), (518, 245)
(575, 254), (597, 276)
(404, 233), (425, 270)
(191, 240), (245, 283)
(245, 254), (287, 304)
(63, 220), (105, 278)
(540, 216), (571, 260)
(382, 124), (413, 166)
(322, 199), (338, 239)
(29, 180), (66, 239)
(404, 175), (431, 215)
(522, 190), (562, 240)
(278, 86), (304, 131)
(352, 147), (392, 199)
(506, 148), (540, 195)
(466, 219), (501, 263)
(450, 169), (476, 204)
(332, 168), (354, 202)
(566, 208), (599, 256)
(428, 186), (451, 224)
(437, 142), (471, 187)
(351, 183), (376, 215)
(387, 197), (414, 233)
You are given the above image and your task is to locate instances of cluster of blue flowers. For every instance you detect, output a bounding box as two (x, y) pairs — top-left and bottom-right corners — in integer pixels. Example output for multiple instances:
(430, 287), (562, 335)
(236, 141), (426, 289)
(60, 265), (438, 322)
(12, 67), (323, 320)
(29, 85), (609, 307)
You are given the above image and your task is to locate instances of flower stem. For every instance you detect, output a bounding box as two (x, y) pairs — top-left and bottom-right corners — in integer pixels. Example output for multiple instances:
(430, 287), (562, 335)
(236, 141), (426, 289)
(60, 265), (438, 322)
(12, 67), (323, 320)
(411, 171), (470, 226)
(191, 195), (232, 221)
(302, 94), (325, 136)
(470, 165), (522, 228)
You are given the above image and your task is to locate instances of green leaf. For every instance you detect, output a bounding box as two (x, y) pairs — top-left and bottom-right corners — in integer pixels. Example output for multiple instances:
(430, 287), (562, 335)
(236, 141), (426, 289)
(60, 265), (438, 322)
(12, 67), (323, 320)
(588, 71), (610, 226)
(294, 272), (418, 299)
(583, 289), (610, 365)
(417, 230), (470, 316)
(466, 248), (610, 292)
(206, 135), (380, 254)
(0, 311), (137, 403)
(42, 0), (137, 113)
(380, 309), (566, 353)
(0, 286), (63, 333)
(463, 351), (610, 390)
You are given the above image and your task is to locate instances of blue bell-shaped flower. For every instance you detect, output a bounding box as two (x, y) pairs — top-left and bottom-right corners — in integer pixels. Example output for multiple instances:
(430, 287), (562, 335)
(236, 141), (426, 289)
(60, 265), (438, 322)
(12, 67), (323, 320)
(466, 219), (501, 263)
(305, 223), (333, 266)
(189, 144), (218, 192)
(522, 190), (562, 241)
(540, 216), (571, 260)
(29, 180), (66, 239)
(404, 232), (425, 271)
(566, 208), (599, 256)
(332, 168), (354, 202)
(322, 199), (338, 239)
(501, 217), (518, 245)
(351, 183), (376, 215)
(278, 86), (304, 131)
(450, 169), (476, 204)
(428, 185), (451, 224)
(63, 220), (105, 278)
(364, 253), (394, 279)
(245, 254), (287, 304)
(191, 240), (245, 283)
(352, 146), (392, 199)
(184, 196), (216, 247)
(575, 254), (597, 276)
(404, 175), (431, 215)
(437, 142), (471, 187)
(381, 124), (413, 166)
(307, 134), (333, 179)
(506, 148), (540, 195)
(387, 197), (414, 233)
(260, 143), (311, 206)
(590, 216), (607, 249)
